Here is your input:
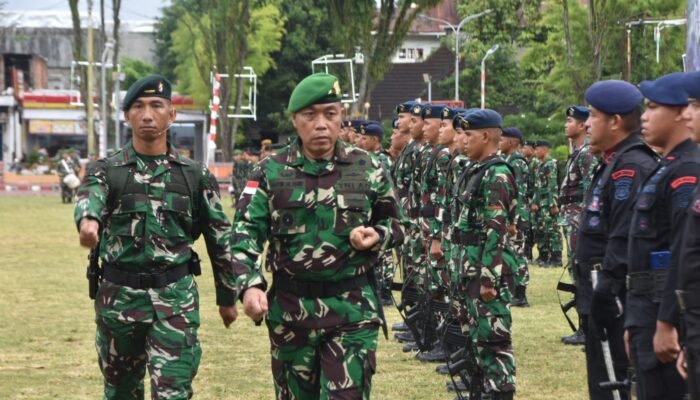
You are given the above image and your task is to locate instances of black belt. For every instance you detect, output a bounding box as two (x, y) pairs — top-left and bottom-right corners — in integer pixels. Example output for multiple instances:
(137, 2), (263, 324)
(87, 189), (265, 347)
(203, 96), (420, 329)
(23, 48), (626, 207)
(103, 262), (191, 289)
(559, 194), (583, 206)
(627, 270), (668, 302)
(273, 273), (369, 298)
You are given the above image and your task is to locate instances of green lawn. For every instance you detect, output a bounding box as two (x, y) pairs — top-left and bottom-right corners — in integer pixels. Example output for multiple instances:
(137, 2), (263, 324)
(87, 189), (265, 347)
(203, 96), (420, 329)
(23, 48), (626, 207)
(0, 195), (586, 399)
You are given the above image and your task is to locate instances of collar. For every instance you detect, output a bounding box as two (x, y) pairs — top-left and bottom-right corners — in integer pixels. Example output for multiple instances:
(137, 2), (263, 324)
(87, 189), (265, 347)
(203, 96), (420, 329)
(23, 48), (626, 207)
(111, 141), (187, 167)
(284, 136), (352, 167)
(602, 133), (642, 164)
(664, 138), (696, 162)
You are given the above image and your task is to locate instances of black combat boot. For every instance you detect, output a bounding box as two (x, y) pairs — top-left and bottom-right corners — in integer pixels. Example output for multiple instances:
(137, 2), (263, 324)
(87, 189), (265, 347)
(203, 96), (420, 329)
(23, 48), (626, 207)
(561, 328), (585, 345)
(392, 321), (409, 331)
(380, 287), (393, 306)
(535, 250), (549, 266)
(511, 285), (530, 307)
(547, 251), (562, 267)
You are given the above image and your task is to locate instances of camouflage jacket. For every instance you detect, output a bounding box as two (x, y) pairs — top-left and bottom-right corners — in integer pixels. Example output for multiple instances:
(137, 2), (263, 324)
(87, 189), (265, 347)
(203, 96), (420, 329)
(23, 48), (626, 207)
(421, 144), (449, 240)
(559, 139), (598, 224)
(374, 149), (393, 177)
(441, 151), (470, 241)
(505, 152), (530, 227)
(526, 157), (540, 201)
(454, 153), (517, 288)
(74, 141), (236, 305)
(231, 138), (404, 295)
(392, 140), (419, 209)
(231, 160), (255, 194)
(533, 156), (559, 209)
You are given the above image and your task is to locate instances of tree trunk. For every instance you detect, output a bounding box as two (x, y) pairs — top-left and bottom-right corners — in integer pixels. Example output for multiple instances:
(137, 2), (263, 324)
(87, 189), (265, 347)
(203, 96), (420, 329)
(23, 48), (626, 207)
(562, 0), (574, 65)
(69, 0), (88, 111)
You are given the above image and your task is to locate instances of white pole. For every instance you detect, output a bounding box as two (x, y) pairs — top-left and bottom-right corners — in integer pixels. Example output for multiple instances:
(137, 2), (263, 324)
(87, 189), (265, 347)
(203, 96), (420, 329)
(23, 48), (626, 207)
(480, 44), (499, 109)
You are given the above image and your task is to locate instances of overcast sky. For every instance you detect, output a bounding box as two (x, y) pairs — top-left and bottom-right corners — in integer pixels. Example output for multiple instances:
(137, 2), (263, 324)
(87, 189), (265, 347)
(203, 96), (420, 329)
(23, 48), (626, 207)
(3, 0), (171, 20)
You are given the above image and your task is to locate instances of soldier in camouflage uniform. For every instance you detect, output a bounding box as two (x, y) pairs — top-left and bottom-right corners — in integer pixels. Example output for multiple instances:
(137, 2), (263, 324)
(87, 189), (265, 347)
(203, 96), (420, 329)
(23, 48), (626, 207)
(232, 73), (404, 400)
(357, 122), (395, 306)
(531, 141), (562, 266)
(499, 127), (531, 307)
(522, 141), (537, 260)
(559, 105), (597, 345)
(389, 101), (420, 333)
(453, 109), (517, 399)
(230, 153), (255, 206)
(75, 75), (238, 400)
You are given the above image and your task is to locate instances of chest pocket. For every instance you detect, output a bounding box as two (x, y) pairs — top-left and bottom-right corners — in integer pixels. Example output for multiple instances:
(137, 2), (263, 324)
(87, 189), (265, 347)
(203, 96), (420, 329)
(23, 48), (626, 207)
(633, 187), (657, 238)
(335, 192), (370, 236)
(580, 187), (605, 235)
(270, 196), (307, 235)
(109, 192), (148, 237)
(161, 187), (193, 240)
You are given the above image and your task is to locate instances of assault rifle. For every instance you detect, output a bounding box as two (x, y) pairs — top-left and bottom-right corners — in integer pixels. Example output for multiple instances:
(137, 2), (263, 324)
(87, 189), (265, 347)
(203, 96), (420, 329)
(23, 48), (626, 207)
(86, 243), (101, 300)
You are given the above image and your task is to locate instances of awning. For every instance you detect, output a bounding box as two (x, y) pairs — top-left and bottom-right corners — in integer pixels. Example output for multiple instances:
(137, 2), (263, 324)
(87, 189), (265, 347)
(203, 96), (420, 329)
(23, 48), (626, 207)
(23, 108), (87, 121)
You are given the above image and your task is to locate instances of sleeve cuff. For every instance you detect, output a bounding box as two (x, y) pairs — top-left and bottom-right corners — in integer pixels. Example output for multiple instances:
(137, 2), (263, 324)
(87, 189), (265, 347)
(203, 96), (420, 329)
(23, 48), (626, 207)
(216, 287), (237, 307)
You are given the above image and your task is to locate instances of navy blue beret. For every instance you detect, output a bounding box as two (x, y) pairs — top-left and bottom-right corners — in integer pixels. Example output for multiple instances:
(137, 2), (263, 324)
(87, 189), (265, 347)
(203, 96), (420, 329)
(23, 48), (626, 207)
(585, 80), (642, 115)
(441, 106), (466, 121)
(123, 74), (172, 111)
(566, 105), (589, 121)
(461, 108), (503, 130)
(360, 123), (384, 138)
(639, 72), (688, 107)
(421, 104), (446, 120)
(346, 120), (367, 131)
(502, 127), (523, 144)
(535, 140), (551, 148)
(452, 112), (468, 130)
(684, 71), (700, 99)
(410, 103), (424, 116)
(396, 101), (418, 114)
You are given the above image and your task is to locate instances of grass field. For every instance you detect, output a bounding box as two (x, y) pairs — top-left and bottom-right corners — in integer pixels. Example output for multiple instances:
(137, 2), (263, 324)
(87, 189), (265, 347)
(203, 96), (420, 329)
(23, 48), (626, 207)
(0, 195), (587, 399)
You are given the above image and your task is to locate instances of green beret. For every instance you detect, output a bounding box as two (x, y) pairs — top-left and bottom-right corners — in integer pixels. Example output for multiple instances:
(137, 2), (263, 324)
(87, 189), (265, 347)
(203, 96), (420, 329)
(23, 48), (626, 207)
(288, 73), (342, 113)
(123, 74), (172, 111)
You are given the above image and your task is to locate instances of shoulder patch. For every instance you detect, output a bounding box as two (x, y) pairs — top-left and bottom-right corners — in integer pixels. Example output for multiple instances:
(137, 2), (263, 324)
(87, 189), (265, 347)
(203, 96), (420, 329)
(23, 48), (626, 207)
(671, 176), (698, 189)
(613, 177), (633, 201)
(612, 169), (635, 180)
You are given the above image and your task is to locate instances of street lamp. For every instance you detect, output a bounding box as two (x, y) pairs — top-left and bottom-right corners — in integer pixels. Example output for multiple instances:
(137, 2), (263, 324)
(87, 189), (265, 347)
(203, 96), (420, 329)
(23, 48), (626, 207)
(418, 9), (493, 101)
(100, 40), (114, 158)
(480, 44), (499, 109)
(422, 73), (432, 102)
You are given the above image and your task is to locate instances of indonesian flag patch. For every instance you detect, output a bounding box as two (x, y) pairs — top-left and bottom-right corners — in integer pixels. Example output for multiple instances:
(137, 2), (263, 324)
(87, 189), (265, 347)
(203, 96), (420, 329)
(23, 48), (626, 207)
(243, 181), (259, 195)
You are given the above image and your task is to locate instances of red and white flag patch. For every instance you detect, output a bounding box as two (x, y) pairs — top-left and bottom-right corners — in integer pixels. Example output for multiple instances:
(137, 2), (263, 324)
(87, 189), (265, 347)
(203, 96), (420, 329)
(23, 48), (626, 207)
(243, 181), (259, 195)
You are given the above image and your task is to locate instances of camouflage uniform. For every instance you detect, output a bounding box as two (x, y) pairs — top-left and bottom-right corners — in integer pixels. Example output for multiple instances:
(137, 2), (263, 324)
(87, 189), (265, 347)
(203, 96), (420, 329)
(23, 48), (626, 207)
(391, 140), (420, 292)
(421, 144), (451, 293)
(504, 152), (530, 292)
(453, 154), (517, 394)
(408, 141), (431, 289)
(532, 156), (561, 263)
(559, 138), (597, 266)
(373, 149), (396, 298)
(525, 157), (540, 259)
(74, 141), (236, 400)
(230, 159), (254, 205)
(231, 138), (404, 400)
(442, 151), (470, 290)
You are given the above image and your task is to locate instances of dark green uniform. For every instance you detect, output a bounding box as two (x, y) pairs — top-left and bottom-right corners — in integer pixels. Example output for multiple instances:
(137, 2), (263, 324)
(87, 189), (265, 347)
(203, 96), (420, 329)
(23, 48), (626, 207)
(74, 142), (236, 400)
(231, 138), (404, 399)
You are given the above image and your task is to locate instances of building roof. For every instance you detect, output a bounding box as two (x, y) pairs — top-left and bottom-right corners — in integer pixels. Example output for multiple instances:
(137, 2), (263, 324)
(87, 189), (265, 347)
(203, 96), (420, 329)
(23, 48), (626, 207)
(368, 46), (459, 121)
(409, 0), (460, 33)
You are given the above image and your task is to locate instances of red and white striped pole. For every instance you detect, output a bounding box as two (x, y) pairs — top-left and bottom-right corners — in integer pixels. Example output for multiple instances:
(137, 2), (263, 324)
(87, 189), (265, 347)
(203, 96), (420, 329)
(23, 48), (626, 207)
(209, 73), (221, 142)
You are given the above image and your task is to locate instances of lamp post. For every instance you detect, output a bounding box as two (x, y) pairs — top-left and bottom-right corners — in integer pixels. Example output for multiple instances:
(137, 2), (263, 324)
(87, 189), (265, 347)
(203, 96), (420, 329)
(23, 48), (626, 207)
(418, 9), (493, 101)
(100, 41), (114, 158)
(422, 73), (432, 102)
(480, 44), (499, 109)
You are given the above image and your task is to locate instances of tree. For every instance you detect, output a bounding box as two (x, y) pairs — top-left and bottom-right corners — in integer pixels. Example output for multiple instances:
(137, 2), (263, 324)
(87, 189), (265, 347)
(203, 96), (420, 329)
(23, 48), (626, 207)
(255, 0), (335, 135)
(121, 57), (154, 87)
(328, 0), (442, 115)
(167, 0), (284, 160)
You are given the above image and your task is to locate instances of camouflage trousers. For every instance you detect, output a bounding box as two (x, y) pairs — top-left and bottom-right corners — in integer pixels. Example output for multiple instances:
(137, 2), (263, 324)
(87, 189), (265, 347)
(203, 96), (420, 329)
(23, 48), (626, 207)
(94, 275), (201, 400)
(460, 278), (516, 393)
(377, 250), (395, 293)
(267, 318), (379, 400)
(535, 210), (562, 257)
(508, 233), (529, 289)
(404, 222), (427, 291)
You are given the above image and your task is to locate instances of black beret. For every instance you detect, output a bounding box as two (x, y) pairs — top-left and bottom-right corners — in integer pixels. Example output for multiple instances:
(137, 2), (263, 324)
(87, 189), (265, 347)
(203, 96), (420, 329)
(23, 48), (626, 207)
(421, 104), (446, 120)
(123, 74), (172, 111)
(684, 71), (700, 99)
(502, 127), (523, 144)
(566, 105), (589, 121)
(360, 123), (384, 138)
(461, 108), (503, 130)
(639, 72), (688, 107)
(396, 101), (418, 114)
(523, 141), (535, 147)
(584, 80), (642, 115)
(392, 117), (399, 129)
(441, 106), (466, 121)
(535, 140), (551, 148)
(452, 112), (468, 131)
